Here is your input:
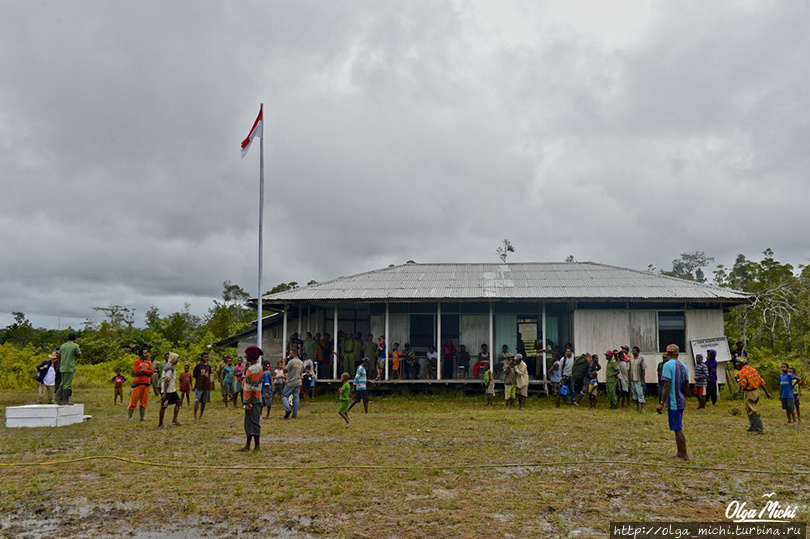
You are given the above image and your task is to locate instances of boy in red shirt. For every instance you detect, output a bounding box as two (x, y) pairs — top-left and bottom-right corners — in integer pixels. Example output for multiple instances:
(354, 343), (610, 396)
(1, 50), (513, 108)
(178, 364), (193, 407)
(111, 368), (127, 405)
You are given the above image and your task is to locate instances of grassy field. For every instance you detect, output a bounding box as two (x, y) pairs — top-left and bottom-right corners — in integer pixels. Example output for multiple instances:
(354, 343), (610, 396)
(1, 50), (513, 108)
(1, 387), (808, 538)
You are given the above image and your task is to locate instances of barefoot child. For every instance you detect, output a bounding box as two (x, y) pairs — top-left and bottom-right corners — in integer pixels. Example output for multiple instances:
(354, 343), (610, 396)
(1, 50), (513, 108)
(262, 361), (273, 419)
(588, 371), (599, 408)
(391, 342), (401, 380)
(111, 368), (127, 405)
(302, 366), (314, 404)
(789, 367), (802, 423)
(483, 364), (494, 406)
(178, 365), (192, 407)
(338, 372), (351, 425)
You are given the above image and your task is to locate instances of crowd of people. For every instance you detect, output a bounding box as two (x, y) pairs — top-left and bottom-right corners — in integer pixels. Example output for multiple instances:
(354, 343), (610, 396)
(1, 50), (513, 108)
(30, 333), (802, 456)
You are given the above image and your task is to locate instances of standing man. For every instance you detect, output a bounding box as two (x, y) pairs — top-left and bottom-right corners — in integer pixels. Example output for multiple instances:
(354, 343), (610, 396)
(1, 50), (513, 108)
(514, 353), (529, 409)
(571, 351), (589, 397)
(158, 352), (182, 428)
(617, 347), (630, 408)
(342, 332), (357, 376)
(560, 344), (576, 405)
(150, 353), (161, 397)
(605, 350), (619, 409)
(56, 332), (82, 405)
(629, 346), (646, 413)
(282, 348), (304, 419)
(128, 347), (154, 421)
(192, 352), (214, 420)
(735, 357), (773, 434)
(441, 339), (456, 380)
(693, 354), (709, 409)
(221, 356), (236, 408)
(705, 349), (719, 406)
(303, 332), (317, 374)
(656, 344), (689, 461)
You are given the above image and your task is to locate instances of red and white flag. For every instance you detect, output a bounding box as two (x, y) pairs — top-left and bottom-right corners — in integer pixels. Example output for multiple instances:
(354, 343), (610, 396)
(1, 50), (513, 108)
(240, 106), (263, 158)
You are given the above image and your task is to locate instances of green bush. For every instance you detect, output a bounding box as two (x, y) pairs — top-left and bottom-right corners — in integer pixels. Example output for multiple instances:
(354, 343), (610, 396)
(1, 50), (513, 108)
(0, 343), (43, 390)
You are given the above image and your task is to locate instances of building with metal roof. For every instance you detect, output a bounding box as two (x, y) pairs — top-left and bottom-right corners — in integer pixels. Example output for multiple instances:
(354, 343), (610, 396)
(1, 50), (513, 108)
(234, 262), (748, 388)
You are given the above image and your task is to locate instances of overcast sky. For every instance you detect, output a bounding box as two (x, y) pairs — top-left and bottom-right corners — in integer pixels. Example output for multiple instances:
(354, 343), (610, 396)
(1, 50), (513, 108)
(2, 1), (808, 329)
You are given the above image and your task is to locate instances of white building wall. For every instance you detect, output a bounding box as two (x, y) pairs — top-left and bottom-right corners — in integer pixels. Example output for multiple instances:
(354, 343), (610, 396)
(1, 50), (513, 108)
(574, 310), (629, 382)
(575, 308), (728, 384)
(370, 314), (384, 341)
(389, 314), (409, 348)
(685, 309), (727, 384)
(460, 314), (489, 357)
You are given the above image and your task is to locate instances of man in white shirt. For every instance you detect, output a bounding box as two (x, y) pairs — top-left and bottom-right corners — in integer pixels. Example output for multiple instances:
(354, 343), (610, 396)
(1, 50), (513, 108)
(559, 344), (577, 405)
(37, 352), (59, 404)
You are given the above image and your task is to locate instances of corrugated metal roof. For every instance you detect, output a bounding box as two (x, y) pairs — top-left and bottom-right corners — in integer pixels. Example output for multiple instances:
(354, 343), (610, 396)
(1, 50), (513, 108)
(260, 262), (751, 303)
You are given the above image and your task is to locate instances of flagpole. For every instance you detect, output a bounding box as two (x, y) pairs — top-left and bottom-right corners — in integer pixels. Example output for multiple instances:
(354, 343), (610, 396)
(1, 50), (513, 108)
(257, 103), (265, 350)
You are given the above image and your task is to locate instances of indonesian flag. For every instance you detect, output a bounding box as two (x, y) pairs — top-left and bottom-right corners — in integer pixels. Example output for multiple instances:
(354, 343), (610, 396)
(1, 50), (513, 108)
(240, 106), (263, 158)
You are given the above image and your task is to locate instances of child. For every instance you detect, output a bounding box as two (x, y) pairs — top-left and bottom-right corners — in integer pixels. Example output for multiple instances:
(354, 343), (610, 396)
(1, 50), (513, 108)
(178, 365), (192, 407)
(780, 363), (801, 424)
(588, 371), (599, 408)
(338, 372), (351, 426)
(483, 365), (494, 406)
(111, 368), (127, 405)
(302, 366), (313, 404)
(262, 361), (273, 419)
(693, 354), (708, 409)
(374, 336), (386, 381)
(548, 358), (561, 408)
(272, 360), (286, 405)
(391, 342), (401, 380)
(789, 367), (802, 423)
(302, 353), (315, 398)
(234, 359), (246, 405)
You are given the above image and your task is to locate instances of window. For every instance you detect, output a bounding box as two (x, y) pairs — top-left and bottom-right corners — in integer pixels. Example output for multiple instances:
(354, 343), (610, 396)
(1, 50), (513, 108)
(658, 311), (685, 353)
(409, 314), (434, 349)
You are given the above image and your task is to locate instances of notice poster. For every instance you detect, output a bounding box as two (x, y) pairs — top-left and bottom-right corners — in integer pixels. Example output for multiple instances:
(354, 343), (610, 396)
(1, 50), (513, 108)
(690, 337), (733, 363)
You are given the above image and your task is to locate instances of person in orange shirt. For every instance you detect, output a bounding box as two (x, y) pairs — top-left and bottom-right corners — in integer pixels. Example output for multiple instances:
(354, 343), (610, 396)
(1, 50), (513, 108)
(239, 346), (265, 452)
(734, 358), (773, 434)
(128, 347), (154, 421)
(391, 342), (401, 380)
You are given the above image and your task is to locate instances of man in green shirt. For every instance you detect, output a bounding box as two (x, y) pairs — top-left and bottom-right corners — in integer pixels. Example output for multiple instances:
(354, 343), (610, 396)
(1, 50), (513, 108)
(56, 332), (82, 405)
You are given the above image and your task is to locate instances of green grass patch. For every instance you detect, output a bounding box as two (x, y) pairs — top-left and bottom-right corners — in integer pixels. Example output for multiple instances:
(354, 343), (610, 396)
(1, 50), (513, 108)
(1, 388), (808, 537)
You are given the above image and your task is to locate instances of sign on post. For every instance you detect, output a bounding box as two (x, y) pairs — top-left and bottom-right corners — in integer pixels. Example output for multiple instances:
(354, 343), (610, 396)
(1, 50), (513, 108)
(689, 337), (732, 363)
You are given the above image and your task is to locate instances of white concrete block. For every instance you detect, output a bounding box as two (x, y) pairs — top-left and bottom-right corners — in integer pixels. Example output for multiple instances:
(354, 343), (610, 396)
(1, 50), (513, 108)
(5, 404), (85, 428)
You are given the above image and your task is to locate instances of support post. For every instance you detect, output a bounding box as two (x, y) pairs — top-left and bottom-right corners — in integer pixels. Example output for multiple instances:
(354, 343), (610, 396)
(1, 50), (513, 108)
(333, 304), (339, 380)
(542, 302), (548, 395)
(384, 302), (390, 381)
(282, 303), (288, 365)
(437, 302), (442, 380)
(298, 305), (302, 349)
(489, 302), (494, 373)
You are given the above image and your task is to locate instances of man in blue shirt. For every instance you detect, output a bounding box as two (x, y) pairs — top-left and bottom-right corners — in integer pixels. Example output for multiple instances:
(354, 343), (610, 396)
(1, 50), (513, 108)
(780, 362), (800, 424)
(656, 344), (690, 461)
